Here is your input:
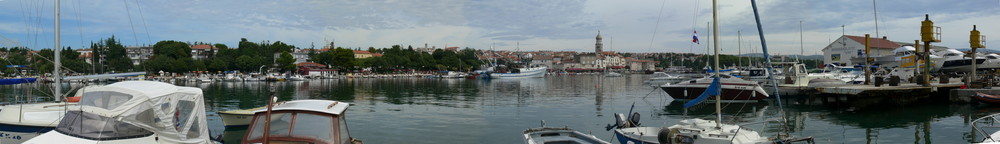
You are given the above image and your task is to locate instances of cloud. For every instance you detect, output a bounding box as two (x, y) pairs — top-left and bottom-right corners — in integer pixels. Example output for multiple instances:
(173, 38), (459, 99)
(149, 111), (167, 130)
(0, 0), (997, 56)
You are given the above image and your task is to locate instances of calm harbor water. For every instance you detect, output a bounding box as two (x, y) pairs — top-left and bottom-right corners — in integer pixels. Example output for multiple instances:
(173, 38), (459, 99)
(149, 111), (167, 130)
(1, 74), (999, 144)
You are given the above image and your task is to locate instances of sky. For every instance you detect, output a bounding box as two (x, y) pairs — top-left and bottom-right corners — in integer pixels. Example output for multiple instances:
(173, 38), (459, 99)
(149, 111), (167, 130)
(0, 0), (998, 55)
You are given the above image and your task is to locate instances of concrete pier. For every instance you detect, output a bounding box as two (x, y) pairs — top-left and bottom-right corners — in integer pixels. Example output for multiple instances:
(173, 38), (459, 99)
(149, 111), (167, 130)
(950, 88), (1000, 103)
(782, 82), (963, 110)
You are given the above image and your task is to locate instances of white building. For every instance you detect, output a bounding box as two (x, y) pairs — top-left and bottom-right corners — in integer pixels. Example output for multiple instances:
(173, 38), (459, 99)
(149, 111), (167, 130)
(822, 35), (900, 66)
(125, 46), (153, 65)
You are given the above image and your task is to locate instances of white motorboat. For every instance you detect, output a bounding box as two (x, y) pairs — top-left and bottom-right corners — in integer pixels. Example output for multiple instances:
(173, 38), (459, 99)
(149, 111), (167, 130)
(217, 106), (266, 127)
(936, 49), (987, 72)
(490, 66), (548, 78)
(241, 100), (363, 144)
(524, 127), (610, 144)
(745, 68), (782, 84)
(973, 113), (1000, 144)
(763, 63), (838, 96)
(440, 71), (467, 78)
(225, 74), (243, 82)
(23, 81), (212, 144)
(604, 71), (623, 77)
(287, 75), (308, 81)
(644, 72), (688, 86)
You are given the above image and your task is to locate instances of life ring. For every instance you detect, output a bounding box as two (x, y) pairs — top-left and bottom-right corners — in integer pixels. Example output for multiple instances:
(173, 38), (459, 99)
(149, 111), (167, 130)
(66, 97), (81, 102)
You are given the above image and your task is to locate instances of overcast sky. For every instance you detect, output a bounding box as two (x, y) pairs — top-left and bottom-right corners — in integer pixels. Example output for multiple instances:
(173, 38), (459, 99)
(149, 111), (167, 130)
(1, 0), (998, 55)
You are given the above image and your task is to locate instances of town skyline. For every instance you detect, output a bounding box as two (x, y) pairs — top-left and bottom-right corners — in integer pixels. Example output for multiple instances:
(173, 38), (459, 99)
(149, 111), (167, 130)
(0, 0), (998, 55)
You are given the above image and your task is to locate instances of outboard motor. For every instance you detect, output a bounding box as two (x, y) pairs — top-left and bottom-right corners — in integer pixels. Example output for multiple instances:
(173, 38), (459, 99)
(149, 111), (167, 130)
(628, 112), (641, 127)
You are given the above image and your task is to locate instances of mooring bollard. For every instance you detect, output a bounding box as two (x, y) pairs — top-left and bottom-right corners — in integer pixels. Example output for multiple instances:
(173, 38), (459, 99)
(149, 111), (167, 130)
(889, 76), (900, 86)
(874, 76), (884, 87)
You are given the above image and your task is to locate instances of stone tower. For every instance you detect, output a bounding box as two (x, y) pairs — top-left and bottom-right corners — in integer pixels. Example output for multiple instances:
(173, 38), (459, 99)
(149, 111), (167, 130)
(595, 31), (603, 54)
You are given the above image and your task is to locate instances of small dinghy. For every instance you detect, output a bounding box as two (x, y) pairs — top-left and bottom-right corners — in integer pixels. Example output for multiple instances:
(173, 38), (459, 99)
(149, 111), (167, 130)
(975, 93), (1000, 104)
(523, 121), (610, 144)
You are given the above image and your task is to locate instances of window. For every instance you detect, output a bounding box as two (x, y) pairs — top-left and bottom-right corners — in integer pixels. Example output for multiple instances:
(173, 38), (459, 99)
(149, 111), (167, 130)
(55, 111), (153, 140)
(339, 115), (351, 144)
(293, 113), (334, 141)
(79, 91), (132, 110)
(248, 113), (293, 139)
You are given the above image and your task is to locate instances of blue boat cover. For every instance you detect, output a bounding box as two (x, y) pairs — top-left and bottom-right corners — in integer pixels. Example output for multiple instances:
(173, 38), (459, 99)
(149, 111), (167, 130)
(684, 77), (720, 108)
(0, 78), (37, 85)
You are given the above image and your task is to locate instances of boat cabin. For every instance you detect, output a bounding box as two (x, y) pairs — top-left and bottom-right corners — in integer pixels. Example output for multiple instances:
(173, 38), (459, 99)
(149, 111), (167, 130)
(242, 100), (362, 144)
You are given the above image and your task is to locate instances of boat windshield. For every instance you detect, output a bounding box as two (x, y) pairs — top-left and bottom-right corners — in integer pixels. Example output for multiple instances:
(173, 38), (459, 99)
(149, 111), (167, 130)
(246, 111), (338, 143)
(55, 111), (153, 140)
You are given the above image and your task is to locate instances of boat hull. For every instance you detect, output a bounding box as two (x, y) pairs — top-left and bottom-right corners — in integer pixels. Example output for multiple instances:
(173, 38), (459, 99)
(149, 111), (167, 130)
(218, 112), (254, 127)
(661, 83), (768, 102)
(614, 127), (661, 144)
(975, 93), (1000, 104)
(491, 67), (547, 78)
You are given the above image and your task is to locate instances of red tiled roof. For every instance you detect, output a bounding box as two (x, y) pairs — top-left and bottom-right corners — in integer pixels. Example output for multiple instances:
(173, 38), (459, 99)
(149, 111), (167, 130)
(296, 62), (326, 67)
(353, 50), (371, 54)
(191, 44), (213, 49)
(845, 35), (900, 49)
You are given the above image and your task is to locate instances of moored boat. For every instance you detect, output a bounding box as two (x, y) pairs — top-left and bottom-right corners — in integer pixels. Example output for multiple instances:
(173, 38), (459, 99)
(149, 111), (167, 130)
(524, 126), (609, 144)
(23, 81), (212, 144)
(241, 99), (363, 144)
(218, 106), (267, 127)
(660, 74), (769, 102)
(490, 66), (548, 78)
(975, 93), (1000, 104)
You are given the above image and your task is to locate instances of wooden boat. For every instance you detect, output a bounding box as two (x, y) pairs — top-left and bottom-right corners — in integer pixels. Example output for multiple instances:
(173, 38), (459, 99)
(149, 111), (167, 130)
(523, 127), (610, 144)
(975, 93), (1000, 104)
(242, 100), (363, 144)
(218, 106), (267, 127)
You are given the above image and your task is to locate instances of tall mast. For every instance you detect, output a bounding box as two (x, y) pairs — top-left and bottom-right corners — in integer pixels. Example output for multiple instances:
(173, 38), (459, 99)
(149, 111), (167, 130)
(711, 0), (721, 127)
(799, 21), (803, 63)
(738, 30), (742, 67)
(54, 0), (62, 101)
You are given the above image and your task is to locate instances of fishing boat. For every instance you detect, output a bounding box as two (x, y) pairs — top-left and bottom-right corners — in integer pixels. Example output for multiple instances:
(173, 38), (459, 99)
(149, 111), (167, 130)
(660, 74), (769, 102)
(523, 126), (609, 144)
(490, 66), (548, 78)
(218, 106), (267, 127)
(241, 100), (363, 144)
(23, 81), (212, 144)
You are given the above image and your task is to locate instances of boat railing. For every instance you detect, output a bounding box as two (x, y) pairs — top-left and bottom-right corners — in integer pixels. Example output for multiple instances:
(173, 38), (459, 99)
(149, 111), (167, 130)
(973, 113), (1000, 142)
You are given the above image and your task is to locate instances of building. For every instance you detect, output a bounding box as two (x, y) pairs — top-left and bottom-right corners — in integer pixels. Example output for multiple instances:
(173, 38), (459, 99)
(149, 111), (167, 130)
(626, 58), (657, 71)
(125, 46), (153, 65)
(190, 44), (215, 60)
(76, 49), (94, 64)
(530, 55), (554, 68)
(822, 35), (900, 65)
(354, 50), (376, 59)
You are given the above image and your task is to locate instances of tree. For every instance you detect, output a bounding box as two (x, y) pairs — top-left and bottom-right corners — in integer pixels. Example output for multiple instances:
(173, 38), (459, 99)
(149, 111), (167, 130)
(152, 40), (192, 59)
(276, 52), (296, 72)
(235, 55), (256, 72)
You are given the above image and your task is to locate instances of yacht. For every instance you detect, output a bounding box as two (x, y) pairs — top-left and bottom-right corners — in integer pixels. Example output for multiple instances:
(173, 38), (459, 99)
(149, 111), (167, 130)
(936, 49), (986, 72)
(644, 72), (687, 86)
(23, 81), (212, 144)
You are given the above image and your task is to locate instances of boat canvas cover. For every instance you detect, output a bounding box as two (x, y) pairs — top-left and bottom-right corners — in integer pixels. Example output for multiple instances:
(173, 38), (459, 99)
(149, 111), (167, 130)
(75, 81), (209, 143)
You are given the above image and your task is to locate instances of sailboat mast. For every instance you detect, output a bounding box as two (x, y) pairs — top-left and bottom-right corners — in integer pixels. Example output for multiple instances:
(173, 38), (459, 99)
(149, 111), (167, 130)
(711, 0), (722, 128)
(54, 0), (62, 101)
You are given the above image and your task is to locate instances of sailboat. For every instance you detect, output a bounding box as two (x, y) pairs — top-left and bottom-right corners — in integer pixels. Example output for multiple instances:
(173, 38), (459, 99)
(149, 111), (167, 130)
(23, 81), (213, 144)
(613, 0), (813, 143)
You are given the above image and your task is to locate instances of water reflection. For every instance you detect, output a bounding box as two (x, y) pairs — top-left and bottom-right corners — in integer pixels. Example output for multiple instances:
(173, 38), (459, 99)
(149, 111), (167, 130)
(6, 76), (1000, 143)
